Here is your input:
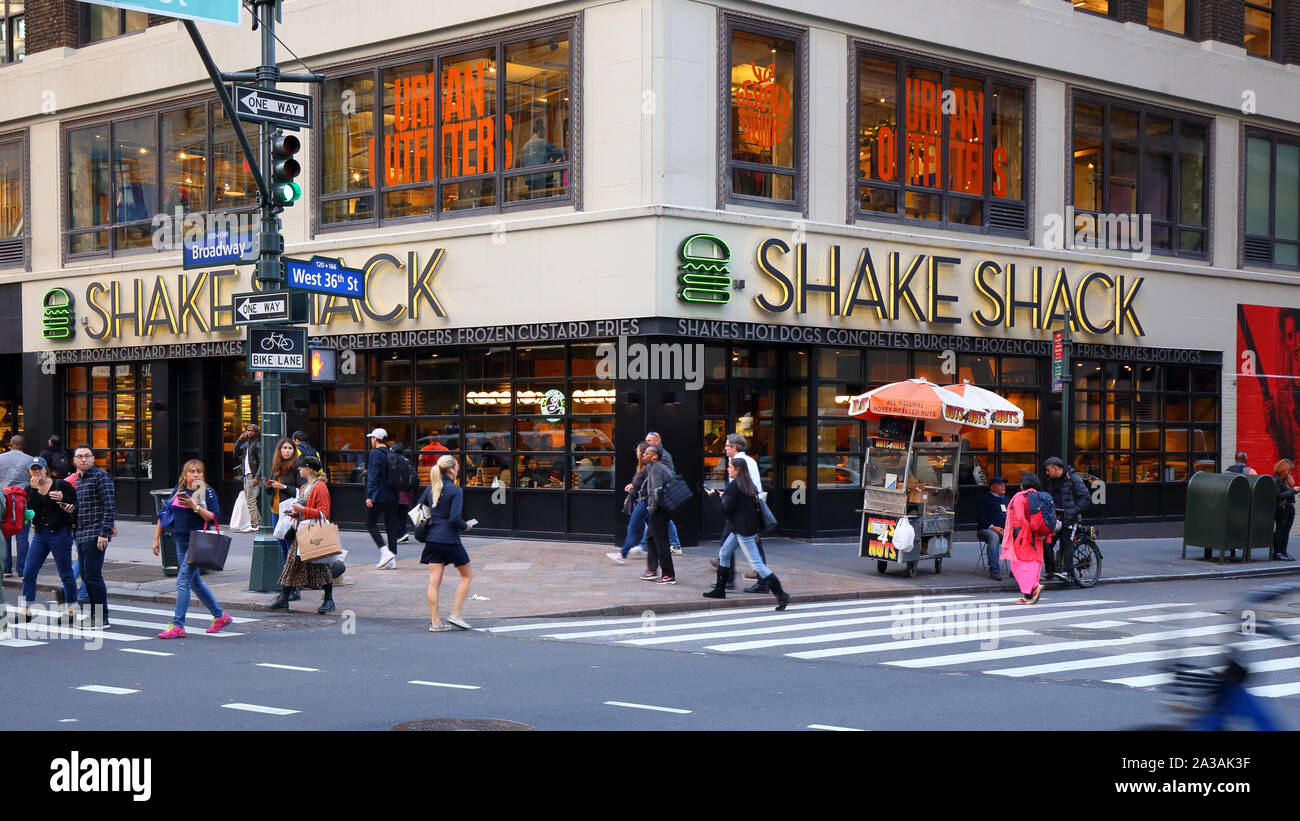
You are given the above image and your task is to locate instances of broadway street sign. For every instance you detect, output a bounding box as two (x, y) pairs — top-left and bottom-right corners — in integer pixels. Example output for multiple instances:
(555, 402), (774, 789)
(79, 0), (242, 27)
(183, 229), (256, 269)
(285, 255), (364, 299)
(234, 85), (312, 130)
(248, 326), (308, 372)
(232, 291), (309, 325)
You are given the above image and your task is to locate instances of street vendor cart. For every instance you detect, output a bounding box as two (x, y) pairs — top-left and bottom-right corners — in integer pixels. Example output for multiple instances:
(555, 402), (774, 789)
(848, 379), (991, 577)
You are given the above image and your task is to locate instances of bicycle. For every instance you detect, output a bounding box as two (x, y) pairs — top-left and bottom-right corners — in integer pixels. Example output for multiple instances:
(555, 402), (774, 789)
(1046, 521), (1103, 588)
(260, 331), (294, 352)
(1134, 583), (1298, 731)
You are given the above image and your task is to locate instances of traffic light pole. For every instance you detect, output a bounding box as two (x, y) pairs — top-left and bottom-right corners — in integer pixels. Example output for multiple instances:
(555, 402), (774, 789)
(250, 0), (285, 593)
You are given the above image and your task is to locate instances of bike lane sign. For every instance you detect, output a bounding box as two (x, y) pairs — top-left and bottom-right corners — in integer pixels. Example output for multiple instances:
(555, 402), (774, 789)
(248, 326), (308, 372)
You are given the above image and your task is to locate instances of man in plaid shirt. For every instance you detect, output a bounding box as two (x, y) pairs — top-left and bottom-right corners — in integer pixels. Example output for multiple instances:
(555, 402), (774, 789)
(73, 444), (115, 628)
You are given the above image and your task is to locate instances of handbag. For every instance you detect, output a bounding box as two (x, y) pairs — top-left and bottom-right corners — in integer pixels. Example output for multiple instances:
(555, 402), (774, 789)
(757, 495), (778, 533)
(229, 491), (251, 532)
(297, 517), (343, 563)
(187, 521), (232, 571)
(272, 499), (297, 541)
(622, 492), (636, 516)
(657, 472), (693, 513)
(157, 486), (179, 529)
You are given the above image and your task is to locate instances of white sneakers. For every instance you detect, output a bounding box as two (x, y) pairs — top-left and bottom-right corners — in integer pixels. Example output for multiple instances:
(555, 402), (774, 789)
(605, 552), (626, 565)
(377, 547), (397, 568)
(241, 526), (259, 533)
(628, 546), (647, 557)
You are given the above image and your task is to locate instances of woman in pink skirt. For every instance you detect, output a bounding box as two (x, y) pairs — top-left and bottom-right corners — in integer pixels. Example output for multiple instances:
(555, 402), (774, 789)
(1000, 472), (1058, 605)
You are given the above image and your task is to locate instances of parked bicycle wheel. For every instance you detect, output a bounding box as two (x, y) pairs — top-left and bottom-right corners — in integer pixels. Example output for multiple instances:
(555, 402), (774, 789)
(1072, 537), (1102, 588)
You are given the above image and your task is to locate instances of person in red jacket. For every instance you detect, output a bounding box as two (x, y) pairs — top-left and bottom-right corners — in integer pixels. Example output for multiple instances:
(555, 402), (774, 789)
(265, 456), (337, 614)
(1001, 472), (1058, 605)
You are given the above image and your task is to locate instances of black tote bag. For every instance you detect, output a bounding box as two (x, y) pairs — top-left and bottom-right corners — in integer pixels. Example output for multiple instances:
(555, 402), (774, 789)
(187, 523), (232, 571)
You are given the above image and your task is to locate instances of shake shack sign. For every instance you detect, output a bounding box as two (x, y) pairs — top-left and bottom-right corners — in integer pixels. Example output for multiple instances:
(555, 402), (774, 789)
(679, 236), (1146, 338)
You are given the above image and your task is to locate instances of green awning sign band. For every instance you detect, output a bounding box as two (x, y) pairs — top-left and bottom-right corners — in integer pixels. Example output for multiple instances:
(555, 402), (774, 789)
(42, 288), (75, 340)
(76, 0), (243, 28)
(678, 234), (732, 304)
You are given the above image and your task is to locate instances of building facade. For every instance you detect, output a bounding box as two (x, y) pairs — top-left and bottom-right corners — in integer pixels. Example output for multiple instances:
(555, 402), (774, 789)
(2, 0), (1299, 543)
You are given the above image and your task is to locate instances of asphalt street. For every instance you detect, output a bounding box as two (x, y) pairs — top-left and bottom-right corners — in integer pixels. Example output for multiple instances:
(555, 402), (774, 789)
(4, 576), (1300, 731)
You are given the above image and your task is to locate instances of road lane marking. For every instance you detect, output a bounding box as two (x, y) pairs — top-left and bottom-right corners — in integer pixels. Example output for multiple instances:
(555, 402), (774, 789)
(257, 663), (319, 672)
(1106, 645), (1300, 688)
(102, 617), (245, 637)
(77, 685), (139, 695)
(222, 703), (300, 716)
(1249, 681), (1300, 698)
(1070, 620), (1131, 628)
(0, 638), (47, 648)
(785, 630), (1036, 659)
(111, 604), (259, 623)
(119, 648), (173, 657)
(408, 680), (480, 690)
(808, 724), (866, 731)
(483, 595), (975, 633)
(603, 701), (691, 714)
(1129, 611), (1219, 623)
(986, 638), (1291, 678)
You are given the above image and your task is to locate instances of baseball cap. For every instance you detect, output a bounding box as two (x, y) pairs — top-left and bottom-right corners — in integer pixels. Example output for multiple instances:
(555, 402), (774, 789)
(367, 428), (388, 440)
(29, 456), (47, 470)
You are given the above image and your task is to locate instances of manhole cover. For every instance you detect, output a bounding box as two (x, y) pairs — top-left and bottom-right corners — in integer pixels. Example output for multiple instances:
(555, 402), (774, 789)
(237, 615), (338, 632)
(392, 718), (535, 731)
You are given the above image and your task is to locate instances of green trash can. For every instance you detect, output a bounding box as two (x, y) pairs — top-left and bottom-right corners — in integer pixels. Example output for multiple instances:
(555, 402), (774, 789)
(1244, 474), (1279, 560)
(1182, 472), (1251, 562)
(150, 489), (180, 578)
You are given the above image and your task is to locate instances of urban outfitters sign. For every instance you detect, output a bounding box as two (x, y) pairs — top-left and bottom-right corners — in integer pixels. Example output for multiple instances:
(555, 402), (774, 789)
(679, 236), (1146, 338)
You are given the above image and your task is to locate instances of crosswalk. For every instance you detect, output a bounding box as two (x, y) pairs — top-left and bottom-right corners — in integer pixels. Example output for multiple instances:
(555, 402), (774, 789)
(1, 603), (259, 649)
(487, 594), (1300, 700)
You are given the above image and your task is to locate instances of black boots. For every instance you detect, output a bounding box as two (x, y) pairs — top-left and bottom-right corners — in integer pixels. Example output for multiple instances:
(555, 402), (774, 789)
(766, 573), (791, 611)
(264, 587), (291, 610)
(317, 584), (336, 614)
(703, 567), (728, 599)
(744, 577), (771, 594)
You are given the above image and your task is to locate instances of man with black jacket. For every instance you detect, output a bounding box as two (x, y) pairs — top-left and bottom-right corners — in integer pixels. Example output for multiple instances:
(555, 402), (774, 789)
(1043, 456), (1090, 585)
(640, 446), (677, 585)
(234, 424), (261, 532)
(365, 428), (402, 569)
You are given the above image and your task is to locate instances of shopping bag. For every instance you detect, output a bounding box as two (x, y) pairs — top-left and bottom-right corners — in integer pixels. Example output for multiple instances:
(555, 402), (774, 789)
(297, 519), (343, 562)
(408, 503), (431, 527)
(273, 497), (297, 540)
(229, 491), (251, 532)
(310, 547), (347, 567)
(187, 524), (232, 571)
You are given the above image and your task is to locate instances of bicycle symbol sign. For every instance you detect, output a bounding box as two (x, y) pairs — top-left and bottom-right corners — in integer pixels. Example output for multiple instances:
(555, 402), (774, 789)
(247, 326), (308, 372)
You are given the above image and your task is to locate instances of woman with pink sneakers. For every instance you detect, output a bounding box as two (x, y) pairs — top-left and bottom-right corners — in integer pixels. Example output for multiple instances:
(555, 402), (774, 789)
(150, 459), (233, 638)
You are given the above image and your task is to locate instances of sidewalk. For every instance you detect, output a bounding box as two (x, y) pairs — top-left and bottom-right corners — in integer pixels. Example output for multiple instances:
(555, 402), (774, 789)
(5, 520), (1299, 622)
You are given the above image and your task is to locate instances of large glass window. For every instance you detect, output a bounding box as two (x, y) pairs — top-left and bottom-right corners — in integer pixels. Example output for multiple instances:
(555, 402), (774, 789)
(0, 1), (23, 64)
(1244, 1), (1274, 59)
(1069, 0), (1114, 15)
(1071, 95), (1207, 257)
(726, 24), (800, 206)
(855, 49), (1027, 233)
(0, 133), (24, 268)
(319, 23), (573, 228)
(1244, 131), (1300, 269)
(81, 4), (147, 44)
(65, 101), (258, 257)
(1148, 1), (1189, 35)
(64, 364), (152, 478)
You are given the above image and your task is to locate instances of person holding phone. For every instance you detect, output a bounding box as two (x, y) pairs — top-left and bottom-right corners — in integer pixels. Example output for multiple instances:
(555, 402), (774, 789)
(18, 457), (79, 623)
(418, 454), (475, 631)
(151, 460), (232, 638)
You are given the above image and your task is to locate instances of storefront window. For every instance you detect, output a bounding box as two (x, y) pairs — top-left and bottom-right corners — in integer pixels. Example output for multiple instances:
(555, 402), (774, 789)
(319, 23), (574, 228)
(1071, 95), (1207, 257)
(64, 364), (151, 478)
(0, 132), (25, 268)
(726, 21), (801, 206)
(856, 49), (1027, 233)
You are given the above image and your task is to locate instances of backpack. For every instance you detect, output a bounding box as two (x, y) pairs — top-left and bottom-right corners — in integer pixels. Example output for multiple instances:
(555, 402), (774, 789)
(1, 486), (26, 538)
(385, 450), (417, 493)
(657, 471), (693, 513)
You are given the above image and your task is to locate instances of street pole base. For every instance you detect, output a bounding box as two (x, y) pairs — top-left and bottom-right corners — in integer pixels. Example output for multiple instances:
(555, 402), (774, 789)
(250, 532), (284, 593)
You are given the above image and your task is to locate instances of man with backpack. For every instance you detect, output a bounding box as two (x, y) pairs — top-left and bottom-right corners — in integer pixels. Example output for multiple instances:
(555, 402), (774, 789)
(365, 428), (404, 569)
(0, 435), (31, 578)
(40, 435), (72, 480)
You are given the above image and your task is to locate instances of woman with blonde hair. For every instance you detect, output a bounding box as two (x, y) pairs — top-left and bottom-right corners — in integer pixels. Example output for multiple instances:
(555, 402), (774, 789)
(1274, 459), (1296, 562)
(417, 454), (474, 631)
(151, 459), (232, 638)
(266, 455), (337, 613)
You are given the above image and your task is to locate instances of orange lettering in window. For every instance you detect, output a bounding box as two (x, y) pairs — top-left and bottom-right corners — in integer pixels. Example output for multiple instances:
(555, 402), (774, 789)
(876, 125), (896, 182)
(734, 62), (793, 152)
(992, 146), (1009, 198)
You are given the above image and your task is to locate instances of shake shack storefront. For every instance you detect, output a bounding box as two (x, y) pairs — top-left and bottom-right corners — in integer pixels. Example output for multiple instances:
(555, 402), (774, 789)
(22, 216), (1239, 543)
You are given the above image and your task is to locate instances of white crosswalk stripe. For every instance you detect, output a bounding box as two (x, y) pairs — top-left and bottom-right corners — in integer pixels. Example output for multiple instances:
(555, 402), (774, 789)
(2, 603), (259, 648)
(492, 596), (1300, 700)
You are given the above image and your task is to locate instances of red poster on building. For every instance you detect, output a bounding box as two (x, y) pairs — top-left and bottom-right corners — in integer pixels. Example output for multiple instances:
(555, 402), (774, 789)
(1236, 304), (1300, 473)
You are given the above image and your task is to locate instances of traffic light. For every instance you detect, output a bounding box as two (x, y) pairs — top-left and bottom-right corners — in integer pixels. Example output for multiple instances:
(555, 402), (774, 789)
(270, 132), (302, 206)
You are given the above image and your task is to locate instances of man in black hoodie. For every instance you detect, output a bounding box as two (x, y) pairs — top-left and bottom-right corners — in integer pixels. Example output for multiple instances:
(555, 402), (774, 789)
(1043, 456), (1090, 585)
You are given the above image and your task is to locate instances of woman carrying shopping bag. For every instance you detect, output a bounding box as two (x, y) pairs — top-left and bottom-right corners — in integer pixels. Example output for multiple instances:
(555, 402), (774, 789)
(151, 460), (232, 638)
(418, 454), (474, 631)
(263, 438), (304, 600)
(266, 456), (337, 614)
(18, 457), (79, 623)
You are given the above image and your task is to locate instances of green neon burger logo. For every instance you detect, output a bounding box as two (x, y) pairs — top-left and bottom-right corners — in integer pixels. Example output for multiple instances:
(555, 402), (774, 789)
(677, 234), (731, 304)
(42, 288), (76, 340)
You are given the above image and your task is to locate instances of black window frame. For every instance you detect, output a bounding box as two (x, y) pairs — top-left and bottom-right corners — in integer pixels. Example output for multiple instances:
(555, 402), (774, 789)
(718, 11), (809, 215)
(0, 0), (24, 65)
(313, 17), (581, 234)
(0, 128), (28, 271)
(61, 97), (260, 262)
(1242, 127), (1300, 270)
(1244, 0), (1280, 60)
(1068, 90), (1211, 260)
(1147, 0), (1197, 38)
(850, 43), (1032, 237)
(1067, 0), (1118, 20)
(79, 3), (148, 46)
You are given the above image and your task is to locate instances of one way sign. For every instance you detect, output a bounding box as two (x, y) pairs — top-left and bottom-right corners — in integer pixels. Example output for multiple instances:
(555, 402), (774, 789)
(233, 85), (312, 130)
(232, 291), (309, 325)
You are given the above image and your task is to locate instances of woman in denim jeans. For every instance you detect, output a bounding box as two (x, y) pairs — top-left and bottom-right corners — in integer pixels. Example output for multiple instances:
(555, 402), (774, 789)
(150, 459), (232, 638)
(702, 457), (790, 610)
(606, 443), (649, 565)
(18, 457), (79, 623)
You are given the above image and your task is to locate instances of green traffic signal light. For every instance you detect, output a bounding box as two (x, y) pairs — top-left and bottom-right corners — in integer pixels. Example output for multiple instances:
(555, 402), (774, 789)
(270, 132), (302, 207)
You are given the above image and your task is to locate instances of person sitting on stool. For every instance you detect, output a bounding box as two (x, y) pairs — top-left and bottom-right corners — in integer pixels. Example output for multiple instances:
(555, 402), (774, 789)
(976, 476), (1009, 582)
